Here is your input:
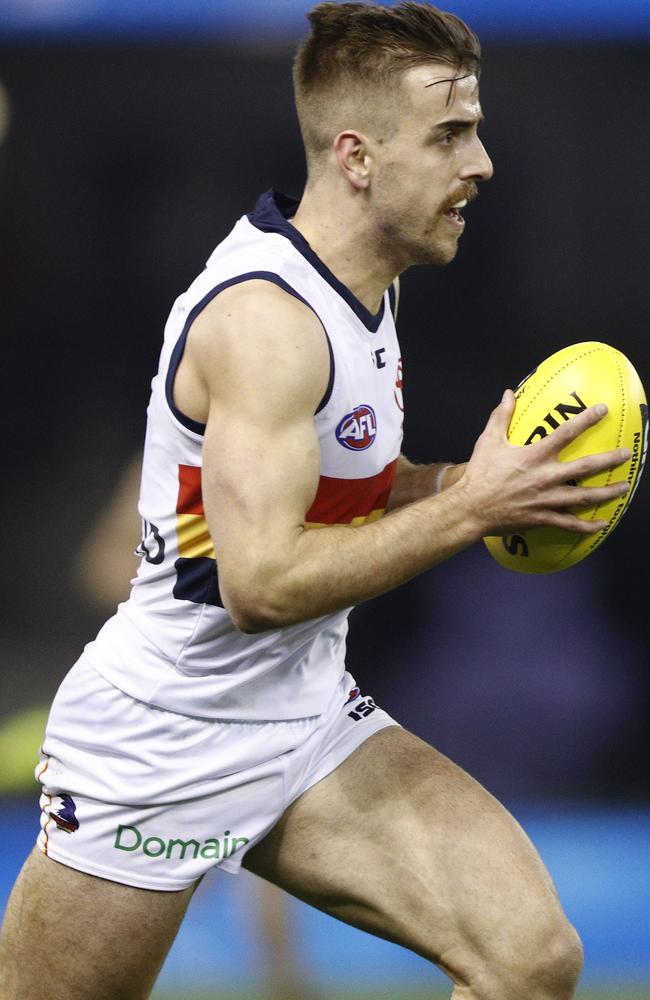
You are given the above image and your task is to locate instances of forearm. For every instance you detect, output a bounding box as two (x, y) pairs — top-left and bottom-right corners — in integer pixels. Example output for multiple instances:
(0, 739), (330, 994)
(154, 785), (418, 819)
(224, 480), (480, 632)
(386, 455), (467, 510)
(215, 382), (628, 633)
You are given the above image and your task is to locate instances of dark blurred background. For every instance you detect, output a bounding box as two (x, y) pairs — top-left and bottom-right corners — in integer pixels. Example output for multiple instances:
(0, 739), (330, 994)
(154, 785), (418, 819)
(0, 1), (649, 993)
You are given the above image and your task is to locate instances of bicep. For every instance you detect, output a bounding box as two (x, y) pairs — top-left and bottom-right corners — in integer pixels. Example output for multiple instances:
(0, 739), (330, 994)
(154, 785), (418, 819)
(202, 393), (321, 564)
(189, 282), (330, 609)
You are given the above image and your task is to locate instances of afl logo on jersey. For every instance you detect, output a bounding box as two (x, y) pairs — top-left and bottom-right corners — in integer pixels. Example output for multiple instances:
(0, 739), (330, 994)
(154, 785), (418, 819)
(335, 404), (377, 451)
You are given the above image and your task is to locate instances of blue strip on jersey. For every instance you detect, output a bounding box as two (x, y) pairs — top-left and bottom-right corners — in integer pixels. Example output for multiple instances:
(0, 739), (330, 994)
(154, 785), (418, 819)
(248, 190), (386, 335)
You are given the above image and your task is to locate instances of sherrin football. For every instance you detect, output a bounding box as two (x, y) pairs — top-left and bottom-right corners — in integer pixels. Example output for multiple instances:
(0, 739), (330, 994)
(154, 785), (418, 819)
(484, 341), (647, 574)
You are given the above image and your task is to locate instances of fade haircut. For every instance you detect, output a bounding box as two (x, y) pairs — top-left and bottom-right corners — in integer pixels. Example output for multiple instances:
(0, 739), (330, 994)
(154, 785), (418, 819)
(293, 2), (481, 172)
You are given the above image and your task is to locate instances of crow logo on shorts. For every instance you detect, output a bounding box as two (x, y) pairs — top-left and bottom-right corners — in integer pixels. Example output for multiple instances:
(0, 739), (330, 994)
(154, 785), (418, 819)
(47, 793), (79, 833)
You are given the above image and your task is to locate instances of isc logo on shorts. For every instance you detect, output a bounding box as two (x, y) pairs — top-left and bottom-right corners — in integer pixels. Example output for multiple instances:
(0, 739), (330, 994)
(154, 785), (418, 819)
(336, 404), (377, 451)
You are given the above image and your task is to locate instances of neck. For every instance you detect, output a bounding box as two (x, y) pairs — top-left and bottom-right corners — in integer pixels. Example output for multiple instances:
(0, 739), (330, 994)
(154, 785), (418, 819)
(291, 178), (399, 315)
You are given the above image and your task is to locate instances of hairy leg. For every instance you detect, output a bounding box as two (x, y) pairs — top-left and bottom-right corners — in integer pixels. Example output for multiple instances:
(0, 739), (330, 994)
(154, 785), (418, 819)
(244, 726), (583, 1000)
(0, 847), (196, 1000)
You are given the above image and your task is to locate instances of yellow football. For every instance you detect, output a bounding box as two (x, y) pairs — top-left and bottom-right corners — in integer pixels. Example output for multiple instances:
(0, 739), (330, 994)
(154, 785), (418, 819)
(483, 341), (647, 573)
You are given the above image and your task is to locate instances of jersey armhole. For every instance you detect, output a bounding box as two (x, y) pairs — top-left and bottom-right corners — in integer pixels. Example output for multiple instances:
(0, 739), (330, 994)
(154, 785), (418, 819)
(165, 270), (335, 434)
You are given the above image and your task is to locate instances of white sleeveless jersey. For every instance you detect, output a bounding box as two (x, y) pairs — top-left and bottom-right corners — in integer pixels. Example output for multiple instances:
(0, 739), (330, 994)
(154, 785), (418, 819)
(85, 190), (404, 721)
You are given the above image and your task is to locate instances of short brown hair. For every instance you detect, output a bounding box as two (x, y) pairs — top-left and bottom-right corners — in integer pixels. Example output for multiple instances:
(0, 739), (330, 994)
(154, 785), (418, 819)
(294, 2), (481, 164)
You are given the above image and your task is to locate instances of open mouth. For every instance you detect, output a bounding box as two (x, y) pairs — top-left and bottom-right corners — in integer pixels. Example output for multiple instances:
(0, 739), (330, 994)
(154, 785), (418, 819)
(445, 198), (467, 219)
(444, 198), (467, 225)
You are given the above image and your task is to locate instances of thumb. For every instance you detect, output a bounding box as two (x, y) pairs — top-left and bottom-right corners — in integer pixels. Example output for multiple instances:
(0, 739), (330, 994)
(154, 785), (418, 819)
(487, 388), (516, 438)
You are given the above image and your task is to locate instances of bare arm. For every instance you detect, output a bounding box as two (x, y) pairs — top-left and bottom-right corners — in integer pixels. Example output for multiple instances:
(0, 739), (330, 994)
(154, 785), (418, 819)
(386, 455), (466, 510)
(186, 282), (629, 634)
(74, 454), (142, 611)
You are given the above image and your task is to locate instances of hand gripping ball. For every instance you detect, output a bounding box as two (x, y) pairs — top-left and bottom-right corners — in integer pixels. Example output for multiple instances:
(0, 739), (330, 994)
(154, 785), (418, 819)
(483, 342), (647, 573)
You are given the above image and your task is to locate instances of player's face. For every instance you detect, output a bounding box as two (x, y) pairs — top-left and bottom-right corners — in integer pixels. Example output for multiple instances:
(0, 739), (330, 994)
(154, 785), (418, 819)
(369, 64), (493, 268)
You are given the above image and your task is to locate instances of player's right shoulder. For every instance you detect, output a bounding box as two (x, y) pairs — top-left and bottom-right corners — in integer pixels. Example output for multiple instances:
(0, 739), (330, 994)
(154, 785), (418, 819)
(189, 280), (325, 356)
(184, 278), (331, 414)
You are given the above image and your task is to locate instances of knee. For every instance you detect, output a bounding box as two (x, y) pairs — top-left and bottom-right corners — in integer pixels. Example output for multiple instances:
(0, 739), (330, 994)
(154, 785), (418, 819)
(529, 920), (584, 997)
(460, 916), (584, 1000)
(508, 918), (583, 999)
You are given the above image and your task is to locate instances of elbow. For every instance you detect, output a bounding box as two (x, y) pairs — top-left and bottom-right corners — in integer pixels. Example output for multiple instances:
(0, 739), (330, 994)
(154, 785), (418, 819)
(229, 605), (279, 635)
(221, 579), (295, 634)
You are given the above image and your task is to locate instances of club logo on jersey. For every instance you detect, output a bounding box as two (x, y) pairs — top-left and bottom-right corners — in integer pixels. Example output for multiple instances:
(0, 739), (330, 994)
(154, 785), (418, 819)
(394, 358), (404, 412)
(47, 793), (79, 833)
(335, 405), (377, 451)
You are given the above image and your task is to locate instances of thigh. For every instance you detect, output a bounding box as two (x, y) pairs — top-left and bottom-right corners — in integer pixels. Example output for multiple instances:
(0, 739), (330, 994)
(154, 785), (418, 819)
(0, 848), (196, 1000)
(243, 726), (569, 986)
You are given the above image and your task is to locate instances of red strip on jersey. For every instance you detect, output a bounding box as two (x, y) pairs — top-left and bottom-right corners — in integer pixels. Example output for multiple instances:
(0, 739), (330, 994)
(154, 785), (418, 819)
(177, 465), (204, 515)
(177, 459), (399, 526)
(305, 457), (398, 525)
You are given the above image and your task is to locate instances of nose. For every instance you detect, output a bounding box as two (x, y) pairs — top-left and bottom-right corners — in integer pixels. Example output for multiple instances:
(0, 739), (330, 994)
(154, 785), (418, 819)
(461, 136), (493, 182)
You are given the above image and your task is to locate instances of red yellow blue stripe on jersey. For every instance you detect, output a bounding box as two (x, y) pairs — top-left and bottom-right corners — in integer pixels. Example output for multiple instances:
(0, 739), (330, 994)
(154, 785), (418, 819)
(176, 464), (216, 560)
(173, 465), (221, 605)
(305, 458), (398, 528)
(172, 460), (397, 605)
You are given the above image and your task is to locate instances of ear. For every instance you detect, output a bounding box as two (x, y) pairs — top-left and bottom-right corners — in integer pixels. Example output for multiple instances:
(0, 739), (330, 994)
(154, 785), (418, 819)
(333, 130), (371, 190)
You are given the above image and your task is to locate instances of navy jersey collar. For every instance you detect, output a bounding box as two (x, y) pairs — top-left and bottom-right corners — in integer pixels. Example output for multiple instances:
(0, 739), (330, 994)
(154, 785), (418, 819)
(247, 189), (386, 334)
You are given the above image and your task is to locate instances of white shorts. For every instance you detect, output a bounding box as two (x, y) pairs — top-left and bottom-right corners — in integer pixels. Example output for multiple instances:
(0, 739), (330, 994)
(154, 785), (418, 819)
(36, 655), (398, 891)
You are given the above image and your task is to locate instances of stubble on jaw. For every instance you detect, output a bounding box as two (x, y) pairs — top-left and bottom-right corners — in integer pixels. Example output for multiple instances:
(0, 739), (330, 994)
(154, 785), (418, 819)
(370, 167), (461, 271)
